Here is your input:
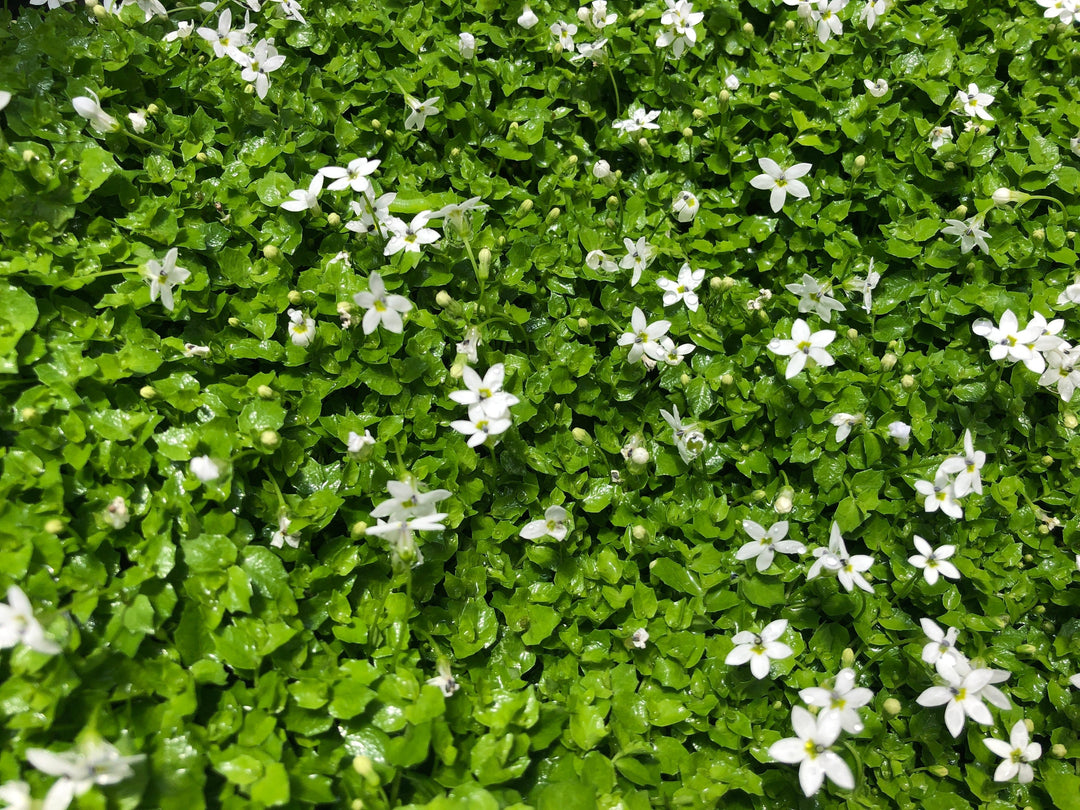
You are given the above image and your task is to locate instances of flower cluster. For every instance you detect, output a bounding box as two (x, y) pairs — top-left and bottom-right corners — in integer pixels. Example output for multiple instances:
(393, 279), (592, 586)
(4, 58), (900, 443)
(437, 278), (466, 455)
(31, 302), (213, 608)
(656, 0), (703, 58)
(366, 479), (450, 569)
(913, 429), (985, 519)
(974, 310), (1079, 401)
(196, 9), (285, 100)
(450, 363), (520, 447)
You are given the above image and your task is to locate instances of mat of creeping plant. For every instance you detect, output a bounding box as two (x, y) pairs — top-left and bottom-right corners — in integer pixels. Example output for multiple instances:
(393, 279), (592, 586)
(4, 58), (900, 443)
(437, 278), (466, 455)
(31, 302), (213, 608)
(1, 0), (1080, 807)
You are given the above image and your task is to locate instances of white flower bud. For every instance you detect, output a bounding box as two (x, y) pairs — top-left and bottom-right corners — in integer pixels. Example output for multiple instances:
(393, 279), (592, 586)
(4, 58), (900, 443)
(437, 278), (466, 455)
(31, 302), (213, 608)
(630, 446), (650, 466)
(774, 487), (794, 514)
(992, 187), (1030, 206)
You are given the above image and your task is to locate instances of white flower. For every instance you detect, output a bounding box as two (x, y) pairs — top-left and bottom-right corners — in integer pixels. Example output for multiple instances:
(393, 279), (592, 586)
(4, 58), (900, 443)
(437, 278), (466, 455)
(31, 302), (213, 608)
(585, 249), (618, 273)
(660, 405), (706, 464)
(955, 83), (994, 120)
(184, 343), (210, 358)
(0, 781), (31, 810)
(592, 160), (612, 180)
(908, 535), (961, 585)
(459, 31), (476, 59)
(656, 337), (695, 366)
(572, 37), (609, 63)
(346, 430), (375, 459)
(435, 196), (486, 233)
(146, 247), (190, 311)
(984, 720), (1042, 784)
(1038, 0), (1078, 23)
(450, 403), (513, 447)
(630, 628), (649, 649)
(812, 0), (845, 43)
(1040, 346), (1080, 402)
(270, 513), (299, 549)
(456, 326), (481, 363)
(929, 125), (953, 148)
(620, 237), (655, 286)
(347, 190), (396, 234)
(888, 421), (911, 448)
(353, 271), (413, 335)
(613, 108), (661, 134)
(671, 190), (700, 222)
(657, 264), (704, 311)
(808, 523), (874, 593)
(371, 479), (450, 523)
(0, 586), (60, 655)
(270, 0), (305, 22)
(736, 520), (806, 572)
(725, 619), (793, 679)
(914, 468), (963, 519)
(367, 513), (448, 562)
(860, 0), (886, 27)
(28, 740), (143, 810)
(829, 413), (863, 442)
(800, 668), (875, 734)
(0, 91), (10, 113)
(578, 0), (616, 30)
(164, 20), (195, 41)
(449, 364), (520, 419)
(916, 663), (996, 738)
(236, 39), (286, 100)
(518, 4), (539, 28)
(103, 496), (130, 530)
(127, 109), (148, 133)
(520, 505), (569, 541)
(405, 96), (441, 131)
(426, 661), (459, 697)
(551, 21), (578, 51)
(750, 158), (812, 212)
(319, 157), (381, 194)
(941, 215), (990, 253)
(1070, 673), (1080, 689)
(656, 0), (703, 57)
(767, 318), (836, 379)
(1056, 281), (1080, 306)
(920, 618), (965, 672)
(936, 429), (985, 496)
(845, 260), (880, 313)
(190, 455), (221, 482)
(280, 174), (324, 213)
(864, 78), (889, 97)
(725, 74), (740, 91)
(196, 9), (252, 59)
(72, 93), (120, 134)
(286, 309), (316, 347)
(768, 707), (855, 797)
(618, 307), (671, 364)
(785, 274), (846, 322)
(384, 211), (441, 256)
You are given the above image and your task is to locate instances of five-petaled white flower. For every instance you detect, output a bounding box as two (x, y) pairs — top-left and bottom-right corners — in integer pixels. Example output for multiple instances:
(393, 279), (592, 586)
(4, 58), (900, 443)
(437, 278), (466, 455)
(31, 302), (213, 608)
(736, 519), (806, 572)
(367, 513), (447, 567)
(236, 38), (286, 100)
(725, 619), (794, 679)
(586, 249), (619, 273)
(287, 309), (316, 347)
(353, 271), (413, 335)
(812, 0), (845, 42)
(449, 364), (520, 419)
(280, 174), (324, 213)
(613, 107), (661, 133)
(146, 248), (190, 311)
(618, 307), (671, 364)
(0, 585), (61, 655)
(28, 740), (143, 810)
(347, 190), (396, 234)
(405, 96), (441, 131)
(320, 157), (381, 194)
(786, 275), (847, 323)
(914, 469), (963, 519)
(916, 662), (996, 738)
(671, 190), (700, 222)
(768, 706), (855, 797)
(908, 535), (961, 585)
(800, 668), (875, 734)
(270, 513), (300, 549)
(620, 237), (655, 286)
(450, 403), (513, 447)
(955, 83), (994, 120)
(197, 8), (252, 58)
(384, 212), (441, 256)
(941, 215), (990, 254)
(860, 0), (887, 28)
(520, 505), (569, 541)
(929, 125), (953, 148)
(750, 158), (812, 212)
(984, 720), (1041, 784)
(808, 522), (874, 593)
(550, 21), (578, 51)
(920, 618), (965, 672)
(346, 429), (375, 459)
(657, 264), (704, 311)
(767, 318), (836, 379)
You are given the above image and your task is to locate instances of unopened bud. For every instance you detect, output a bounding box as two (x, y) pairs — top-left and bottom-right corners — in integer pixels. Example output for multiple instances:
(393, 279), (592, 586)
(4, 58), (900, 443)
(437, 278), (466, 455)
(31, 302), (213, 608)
(449, 357), (466, 378)
(45, 518), (64, 534)
(288, 290), (302, 305)
(742, 22), (754, 34)
(140, 385), (157, 400)
(196, 152), (208, 163)
(83, 0), (94, 7)
(720, 373), (734, 386)
(497, 235), (506, 247)
(847, 328), (858, 341)
(680, 373), (691, 386)
(572, 427), (592, 444)
(92, 4), (107, 17)
(383, 129), (393, 137)
(518, 199), (533, 214)
(881, 352), (898, 370)
(228, 317), (240, 327)
(719, 89), (730, 104)
(768, 91), (780, 101)
(785, 19), (795, 30)
(22, 149), (36, 163)
(1016, 644), (1037, 655)
(606, 195), (619, 209)
(929, 765), (949, 778)
(351, 521), (368, 538)
(450, 147), (460, 158)
(1069, 230), (1077, 239)
(1035, 604), (1046, 614)
(147, 103), (159, 115)
(1024, 718), (1035, 733)
(20, 407), (36, 421)
(478, 247), (492, 277)
(614, 169), (623, 180)
(371, 119), (381, 129)
(993, 187), (1029, 206)
(567, 154), (578, 165)
(1042, 454), (1054, 466)
(637, 137), (652, 155)
(751, 489), (767, 501)
(260, 429), (280, 447)
(692, 108), (705, 119)
(508, 121), (519, 132)
(1064, 412), (1078, 429)
(435, 291), (454, 309)
(630, 447), (650, 466)
(1033, 228), (1045, 242)
(577, 317), (589, 329)
(352, 755), (379, 785)
(1049, 743), (1068, 759)
(605, 217), (616, 229)
(546, 207), (560, 222)
(1023, 553), (1034, 563)
(841, 648), (855, 668)
(352, 801), (364, 810)
(682, 126), (693, 139)
(901, 374), (916, 390)
(774, 486), (795, 514)
(632, 525), (647, 540)
(327, 212), (341, 227)
(883, 698), (901, 716)
(954, 204), (967, 218)
(263, 245), (280, 260)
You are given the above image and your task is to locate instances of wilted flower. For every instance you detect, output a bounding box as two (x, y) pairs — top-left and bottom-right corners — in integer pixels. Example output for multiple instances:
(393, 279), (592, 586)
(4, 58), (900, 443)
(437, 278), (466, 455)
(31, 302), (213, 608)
(929, 125), (953, 148)
(888, 421), (911, 448)
(270, 513), (300, 549)
(427, 661), (459, 696)
(189, 455), (221, 482)
(346, 430), (375, 459)
(518, 4), (539, 28)
(73, 92), (120, 134)
(671, 190), (700, 222)
(629, 628), (649, 648)
(103, 496), (130, 530)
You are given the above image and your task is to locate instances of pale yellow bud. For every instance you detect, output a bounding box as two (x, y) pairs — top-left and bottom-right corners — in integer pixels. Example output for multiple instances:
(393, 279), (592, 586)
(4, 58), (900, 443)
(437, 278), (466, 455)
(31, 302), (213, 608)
(351, 521), (368, 538)
(1033, 228), (1045, 242)
(720, 373), (734, 386)
(546, 207), (560, 222)
(632, 525), (647, 540)
(371, 119), (381, 129)
(682, 126), (693, 139)
(742, 22), (754, 34)
(92, 4), (107, 18)
(260, 430), (280, 447)
(577, 317), (589, 329)
(450, 147), (460, 158)
(435, 291), (454, 308)
(20, 407), (36, 421)
(881, 352), (898, 370)
(196, 152), (208, 163)
(680, 373), (691, 386)
(841, 648), (855, 668)
(257, 385), (274, 399)
(901, 374), (916, 390)
(45, 518), (64, 534)
(719, 89), (730, 104)
(327, 212), (341, 227)
(518, 199), (533, 214)
(929, 765), (949, 777)
(22, 149), (37, 163)
(140, 385), (157, 400)
(847, 328), (858, 341)
(147, 103), (159, 115)
(263, 244), (280, 260)
(1064, 412), (1077, 429)
(572, 427), (591, 444)
(288, 290), (302, 305)
(692, 108), (705, 119)
(883, 698), (901, 716)
(1051, 744), (1067, 758)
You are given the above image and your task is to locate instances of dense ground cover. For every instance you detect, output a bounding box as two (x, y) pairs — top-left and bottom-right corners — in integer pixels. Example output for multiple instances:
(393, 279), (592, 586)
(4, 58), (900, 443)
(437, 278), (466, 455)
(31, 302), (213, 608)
(1, 0), (1080, 807)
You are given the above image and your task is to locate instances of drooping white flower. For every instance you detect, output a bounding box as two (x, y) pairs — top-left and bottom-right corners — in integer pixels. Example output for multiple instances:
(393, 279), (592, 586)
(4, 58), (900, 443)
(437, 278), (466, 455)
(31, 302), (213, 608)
(800, 668), (875, 734)
(520, 505), (569, 541)
(458, 32), (477, 59)
(845, 260), (881, 313)
(184, 343), (211, 358)
(657, 264), (704, 311)
(0, 586), (61, 655)
(72, 93), (120, 134)
(280, 174), (324, 213)
(769, 707), (854, 796)
(366, 513), (448, 568)
(286, 309), (316, 347)
(189, 455), (221, 482)
(353, 271), (413, 334)
(436, 196), (487, 234)
(725, 73), (740, 90)
(828, 413), (863, 442)
(618, 307), (671, 364)
(164, 21), (195, 42)
(371, 479), (451, 523)
(767, 318), (836, 379)
(103, 496), (130, 530)
(984, 720), (1042, 784)
(426, 661), (459, 697)
(750, 158), (812, 212)
(405, 96), (441, 131)
(671, 190), (700, 222)
(146, 247), (190, 311)
(736, 520), (806, 572)
(908, 535), (961, 585)
(127, 109), (148, 133)
(592, 160), (612, 180)
(456, 326), (481, 363)
(785, 274), (846, 322)
(888, 421), (911, 449)
(916, 663), (996, 738)
(28, 741), (143, 810)
(518, 4), (539, 28)
(725, 619), (793, 679)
